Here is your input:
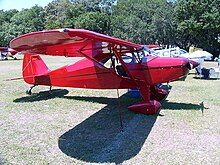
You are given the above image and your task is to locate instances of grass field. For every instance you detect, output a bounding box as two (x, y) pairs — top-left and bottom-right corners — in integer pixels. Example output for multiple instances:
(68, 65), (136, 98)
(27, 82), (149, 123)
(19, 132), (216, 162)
(0, 55), (220, 164)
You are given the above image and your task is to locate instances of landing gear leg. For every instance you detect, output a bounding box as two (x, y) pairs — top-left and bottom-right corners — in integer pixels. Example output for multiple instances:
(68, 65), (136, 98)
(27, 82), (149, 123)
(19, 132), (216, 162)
(26, 85), (37, 95)
(128, 84), (161, 115)
(48, 86), (52, 97)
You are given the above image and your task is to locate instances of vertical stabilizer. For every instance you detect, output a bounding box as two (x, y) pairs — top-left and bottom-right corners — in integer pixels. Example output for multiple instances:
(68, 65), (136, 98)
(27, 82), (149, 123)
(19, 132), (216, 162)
(22, 54), (50, 85)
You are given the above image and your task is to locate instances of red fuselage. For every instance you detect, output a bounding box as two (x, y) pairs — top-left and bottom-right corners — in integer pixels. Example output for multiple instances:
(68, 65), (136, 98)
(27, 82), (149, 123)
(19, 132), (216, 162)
(25, 55), (190, 89)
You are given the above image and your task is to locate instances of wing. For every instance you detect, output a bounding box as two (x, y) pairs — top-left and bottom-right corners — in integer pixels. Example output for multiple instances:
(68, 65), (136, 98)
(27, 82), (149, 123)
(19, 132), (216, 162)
(10, 28), (143, 60)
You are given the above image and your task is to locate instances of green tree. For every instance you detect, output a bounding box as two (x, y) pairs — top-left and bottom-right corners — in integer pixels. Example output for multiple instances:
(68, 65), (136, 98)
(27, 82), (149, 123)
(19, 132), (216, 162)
(44, 0), (72, 29)
(0, 9), (18, 46)
(0, 6), (45, 46)
(175, 0), (220, 55)
(75, 12), (110, 34)
(111, 0), (174, 45)
(68, 0), (114, 31)
(0, 9), (18, 25)
(1, 0), (219, 57)
(70, 0), (101, 12)
(64, 3), (86, 28)
(149, 1), (177, 46)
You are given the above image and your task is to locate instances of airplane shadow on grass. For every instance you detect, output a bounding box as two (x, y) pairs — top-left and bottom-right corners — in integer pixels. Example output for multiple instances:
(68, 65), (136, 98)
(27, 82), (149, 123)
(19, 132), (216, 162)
(58, 93), (158, 164)
(57, 94), (203, 164)
(161, 100), (202, 110)
(13, 89), (69, 102)
(13, 89), (203, 163)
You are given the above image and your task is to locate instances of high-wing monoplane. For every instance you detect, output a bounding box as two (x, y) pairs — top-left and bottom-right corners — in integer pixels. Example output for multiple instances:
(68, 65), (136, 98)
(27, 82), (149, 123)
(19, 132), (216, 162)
(9, 29), (198, 115)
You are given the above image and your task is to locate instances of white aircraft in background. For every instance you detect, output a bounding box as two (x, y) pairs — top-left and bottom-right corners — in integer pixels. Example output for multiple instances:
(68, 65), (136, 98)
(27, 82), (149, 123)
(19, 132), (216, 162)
(154, 47), (213, 74)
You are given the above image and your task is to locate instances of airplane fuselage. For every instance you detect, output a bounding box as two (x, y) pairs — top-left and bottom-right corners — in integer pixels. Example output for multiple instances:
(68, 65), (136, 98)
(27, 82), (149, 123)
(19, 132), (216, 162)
(29, 55), (191, 89)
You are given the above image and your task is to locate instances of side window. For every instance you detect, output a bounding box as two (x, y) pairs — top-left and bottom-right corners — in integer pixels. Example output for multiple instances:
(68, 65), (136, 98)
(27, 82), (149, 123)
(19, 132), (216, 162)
(101, 54), (132, 78)
(101, 57), (114, 68)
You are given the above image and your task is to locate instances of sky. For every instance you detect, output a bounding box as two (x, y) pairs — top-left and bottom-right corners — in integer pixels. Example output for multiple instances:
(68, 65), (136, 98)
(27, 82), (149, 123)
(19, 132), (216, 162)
(0, 0), (53, 11)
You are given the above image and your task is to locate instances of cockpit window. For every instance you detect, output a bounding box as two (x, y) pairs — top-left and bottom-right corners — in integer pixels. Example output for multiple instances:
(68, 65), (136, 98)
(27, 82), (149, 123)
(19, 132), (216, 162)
(123, 53), (139, 64)
(102, 57), (113, 68)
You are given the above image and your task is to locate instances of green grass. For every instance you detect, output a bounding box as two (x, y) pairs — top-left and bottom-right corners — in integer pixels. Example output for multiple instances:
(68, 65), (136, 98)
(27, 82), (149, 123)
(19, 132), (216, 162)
(0, 56), (220, 164)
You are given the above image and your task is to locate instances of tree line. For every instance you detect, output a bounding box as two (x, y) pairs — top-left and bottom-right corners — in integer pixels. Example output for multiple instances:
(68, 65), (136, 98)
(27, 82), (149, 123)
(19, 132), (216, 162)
(0, 0), (220, 57)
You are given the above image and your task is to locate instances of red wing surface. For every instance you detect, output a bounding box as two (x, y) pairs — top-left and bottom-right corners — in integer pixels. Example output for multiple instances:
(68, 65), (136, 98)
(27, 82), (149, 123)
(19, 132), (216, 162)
(10, 29), (143, 60)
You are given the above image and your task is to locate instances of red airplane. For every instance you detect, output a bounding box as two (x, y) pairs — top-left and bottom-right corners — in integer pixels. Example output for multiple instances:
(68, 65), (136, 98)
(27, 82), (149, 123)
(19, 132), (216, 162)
(9, 29), (197, 115)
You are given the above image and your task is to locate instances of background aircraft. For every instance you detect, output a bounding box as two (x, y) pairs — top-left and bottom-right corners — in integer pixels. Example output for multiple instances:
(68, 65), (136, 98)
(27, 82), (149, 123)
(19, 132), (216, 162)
(152, 47), (213, 74)
(0, 47), (17, 60)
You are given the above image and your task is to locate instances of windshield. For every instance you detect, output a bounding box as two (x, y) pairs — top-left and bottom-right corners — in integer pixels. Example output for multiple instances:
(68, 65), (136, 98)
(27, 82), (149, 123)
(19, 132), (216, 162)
(102, 47), (156, 67)
(131, 48), (156, 63)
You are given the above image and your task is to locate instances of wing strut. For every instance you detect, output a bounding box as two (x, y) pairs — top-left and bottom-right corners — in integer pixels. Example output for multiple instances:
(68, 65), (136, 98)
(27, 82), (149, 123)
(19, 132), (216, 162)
(117, 89), (123, 132)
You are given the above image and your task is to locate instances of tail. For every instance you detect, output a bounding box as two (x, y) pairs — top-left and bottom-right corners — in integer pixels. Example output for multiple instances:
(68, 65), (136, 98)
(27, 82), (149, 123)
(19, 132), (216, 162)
(23, 54), (51, 85)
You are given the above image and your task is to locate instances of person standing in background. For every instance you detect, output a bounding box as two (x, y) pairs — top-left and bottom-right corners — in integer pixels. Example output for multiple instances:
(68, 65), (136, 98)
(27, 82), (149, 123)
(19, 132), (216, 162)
(218, 55), (220, 67)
